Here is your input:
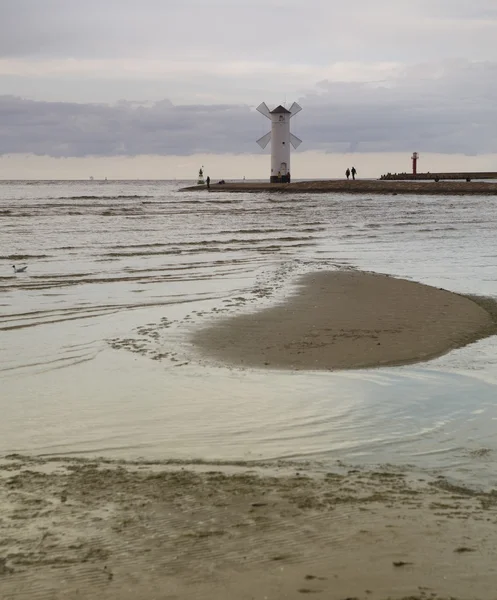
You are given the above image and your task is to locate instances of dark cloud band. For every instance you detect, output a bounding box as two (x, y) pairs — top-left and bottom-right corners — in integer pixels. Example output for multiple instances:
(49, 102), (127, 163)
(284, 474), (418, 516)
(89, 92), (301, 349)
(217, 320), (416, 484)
(1, 60), (496, 157)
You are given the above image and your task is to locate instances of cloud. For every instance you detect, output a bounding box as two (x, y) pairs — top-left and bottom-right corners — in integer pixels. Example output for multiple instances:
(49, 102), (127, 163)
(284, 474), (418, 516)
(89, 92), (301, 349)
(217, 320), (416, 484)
(0, 60), (496, 157)
(302, 60), (497, 154)
(0, 57), (405, 108)
(0, 96), (257, 156)
(2, 1), (496, 108)
(2, 0), (496, 64)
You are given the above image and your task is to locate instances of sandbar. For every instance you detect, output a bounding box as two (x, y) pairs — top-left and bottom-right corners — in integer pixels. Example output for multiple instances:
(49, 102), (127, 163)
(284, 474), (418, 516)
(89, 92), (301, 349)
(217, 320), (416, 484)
(192, 270), (497, 370)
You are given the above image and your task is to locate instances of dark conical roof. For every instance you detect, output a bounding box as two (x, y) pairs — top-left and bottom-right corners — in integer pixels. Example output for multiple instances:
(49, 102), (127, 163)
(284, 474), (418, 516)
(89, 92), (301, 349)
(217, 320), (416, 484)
(270, 105), (291, 114)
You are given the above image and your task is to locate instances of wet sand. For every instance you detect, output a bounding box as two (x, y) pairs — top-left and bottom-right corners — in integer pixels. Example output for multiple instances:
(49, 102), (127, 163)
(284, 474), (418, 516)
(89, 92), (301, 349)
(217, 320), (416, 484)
(1, 455), (497, 599)
(180, 179), (497, 195)
(192, 271), (497, 371)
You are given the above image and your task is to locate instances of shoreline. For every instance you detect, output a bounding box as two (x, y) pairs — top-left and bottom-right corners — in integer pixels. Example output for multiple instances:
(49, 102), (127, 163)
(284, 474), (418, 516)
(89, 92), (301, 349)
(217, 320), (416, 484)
(180, 179), (497, 195)
(192, 270), (497, 371)
(1, 454), (497, 599)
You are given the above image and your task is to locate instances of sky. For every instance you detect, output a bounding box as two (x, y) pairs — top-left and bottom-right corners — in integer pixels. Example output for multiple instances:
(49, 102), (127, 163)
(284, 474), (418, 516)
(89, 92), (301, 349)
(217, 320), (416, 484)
(1, 0), (497, 179)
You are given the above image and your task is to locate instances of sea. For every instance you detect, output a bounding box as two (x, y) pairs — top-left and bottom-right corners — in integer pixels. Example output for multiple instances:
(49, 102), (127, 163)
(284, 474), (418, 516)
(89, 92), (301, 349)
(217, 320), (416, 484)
(1, 180), (497, 489)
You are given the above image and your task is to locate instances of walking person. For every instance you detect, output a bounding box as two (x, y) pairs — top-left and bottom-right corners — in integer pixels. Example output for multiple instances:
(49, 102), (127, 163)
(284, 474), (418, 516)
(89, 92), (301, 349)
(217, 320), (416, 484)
(206, 175), (210, 189)
(345, 168), (350, 180)
(351, 167), (357, 180)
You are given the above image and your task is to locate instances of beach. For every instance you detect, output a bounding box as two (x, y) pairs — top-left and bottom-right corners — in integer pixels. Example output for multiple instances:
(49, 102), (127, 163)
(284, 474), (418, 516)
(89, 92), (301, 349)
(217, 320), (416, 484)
(2, 181), (497, 600)
(2, 270), (497, 598)
(180, 179), (497, 195)
(2, 455), (497, 600)
(192, 270), (497, 371)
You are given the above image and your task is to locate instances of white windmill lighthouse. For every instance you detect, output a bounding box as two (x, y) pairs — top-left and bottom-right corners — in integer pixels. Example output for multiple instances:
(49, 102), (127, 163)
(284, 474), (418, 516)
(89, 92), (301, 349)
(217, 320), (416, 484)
(256, 102), (302, 183)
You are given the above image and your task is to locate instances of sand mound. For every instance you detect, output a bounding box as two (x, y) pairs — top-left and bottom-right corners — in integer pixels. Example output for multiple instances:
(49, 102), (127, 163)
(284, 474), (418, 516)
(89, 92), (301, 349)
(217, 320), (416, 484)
(192, 271), (497, 370)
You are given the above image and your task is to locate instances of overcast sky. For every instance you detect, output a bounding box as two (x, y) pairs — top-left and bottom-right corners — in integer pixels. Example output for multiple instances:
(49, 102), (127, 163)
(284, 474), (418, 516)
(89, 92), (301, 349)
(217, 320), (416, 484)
(1, 0), (497, 177)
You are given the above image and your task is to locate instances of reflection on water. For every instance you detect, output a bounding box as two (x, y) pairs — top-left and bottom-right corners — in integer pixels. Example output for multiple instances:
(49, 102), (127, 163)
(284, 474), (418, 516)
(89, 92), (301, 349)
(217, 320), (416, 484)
(1, 180), (497, 488)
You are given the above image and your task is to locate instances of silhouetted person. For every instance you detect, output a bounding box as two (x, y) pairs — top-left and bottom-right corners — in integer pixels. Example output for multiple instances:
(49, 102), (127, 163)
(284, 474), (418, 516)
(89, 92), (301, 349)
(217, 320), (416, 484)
(206, 176), (210, 189)
(287, 171), (291, 183)
(345, 168), (350, 180)
(351, 167), (357, 180)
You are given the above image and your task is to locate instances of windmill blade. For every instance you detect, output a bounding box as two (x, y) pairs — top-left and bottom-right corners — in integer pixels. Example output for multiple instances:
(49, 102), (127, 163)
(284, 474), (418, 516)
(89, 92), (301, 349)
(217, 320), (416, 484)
(256, 102), (271, 119)
(256, 131), (272, 149)
(289, 102), (302, 117)
(290, 133), (302, 149)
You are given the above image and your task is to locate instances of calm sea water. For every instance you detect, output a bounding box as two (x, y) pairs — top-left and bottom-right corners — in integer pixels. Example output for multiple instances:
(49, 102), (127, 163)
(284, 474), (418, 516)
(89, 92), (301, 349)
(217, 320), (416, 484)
(1, 180), (497, 487)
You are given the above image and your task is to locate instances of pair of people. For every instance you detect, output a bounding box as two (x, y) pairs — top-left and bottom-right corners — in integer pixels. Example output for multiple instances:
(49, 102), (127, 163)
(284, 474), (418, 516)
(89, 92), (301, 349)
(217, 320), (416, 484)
(345, 167), (357, 180)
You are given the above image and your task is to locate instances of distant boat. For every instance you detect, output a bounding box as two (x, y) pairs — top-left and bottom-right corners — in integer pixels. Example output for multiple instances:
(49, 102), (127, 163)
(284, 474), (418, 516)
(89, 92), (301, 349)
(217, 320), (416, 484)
(90, 176), (94, 181)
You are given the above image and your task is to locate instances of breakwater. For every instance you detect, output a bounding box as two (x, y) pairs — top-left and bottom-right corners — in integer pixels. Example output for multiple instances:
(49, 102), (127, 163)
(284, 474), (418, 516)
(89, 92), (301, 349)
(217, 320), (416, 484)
(180, 179), (497, 195)
(380, 172), (497, 181)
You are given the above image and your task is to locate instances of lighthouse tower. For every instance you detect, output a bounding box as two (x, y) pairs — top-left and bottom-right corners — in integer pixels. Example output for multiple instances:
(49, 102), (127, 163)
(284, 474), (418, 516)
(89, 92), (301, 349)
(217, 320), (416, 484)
(412, 152), (419, 175)
(256, 102), (302, 183)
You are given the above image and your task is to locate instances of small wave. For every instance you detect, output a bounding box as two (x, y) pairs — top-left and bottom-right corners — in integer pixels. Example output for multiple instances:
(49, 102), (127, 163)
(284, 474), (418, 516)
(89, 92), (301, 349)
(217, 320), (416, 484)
(1, 254), (50, 260)
(109, 243), (168, 250)
(30, 273), (92, 279)
(103, 250), (184, 257)
(418, 226), (458, 233)
(56, 195), (153, 200)
(392, 221), (435, 227)
(101, 209), (144, 216)
(207, 199), (241, 204)
(173, 200), (203, 205)
(173, 236), (315, 247)
(217, 228), (284, 235)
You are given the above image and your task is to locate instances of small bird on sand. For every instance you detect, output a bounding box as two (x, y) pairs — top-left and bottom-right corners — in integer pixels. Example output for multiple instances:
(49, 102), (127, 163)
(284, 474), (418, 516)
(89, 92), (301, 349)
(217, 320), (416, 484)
(12, 265), (28, 273)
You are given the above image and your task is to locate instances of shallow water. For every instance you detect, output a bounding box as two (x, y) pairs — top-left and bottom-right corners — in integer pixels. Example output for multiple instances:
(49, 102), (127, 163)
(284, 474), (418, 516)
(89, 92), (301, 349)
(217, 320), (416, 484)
(1, 180), (497, 488)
